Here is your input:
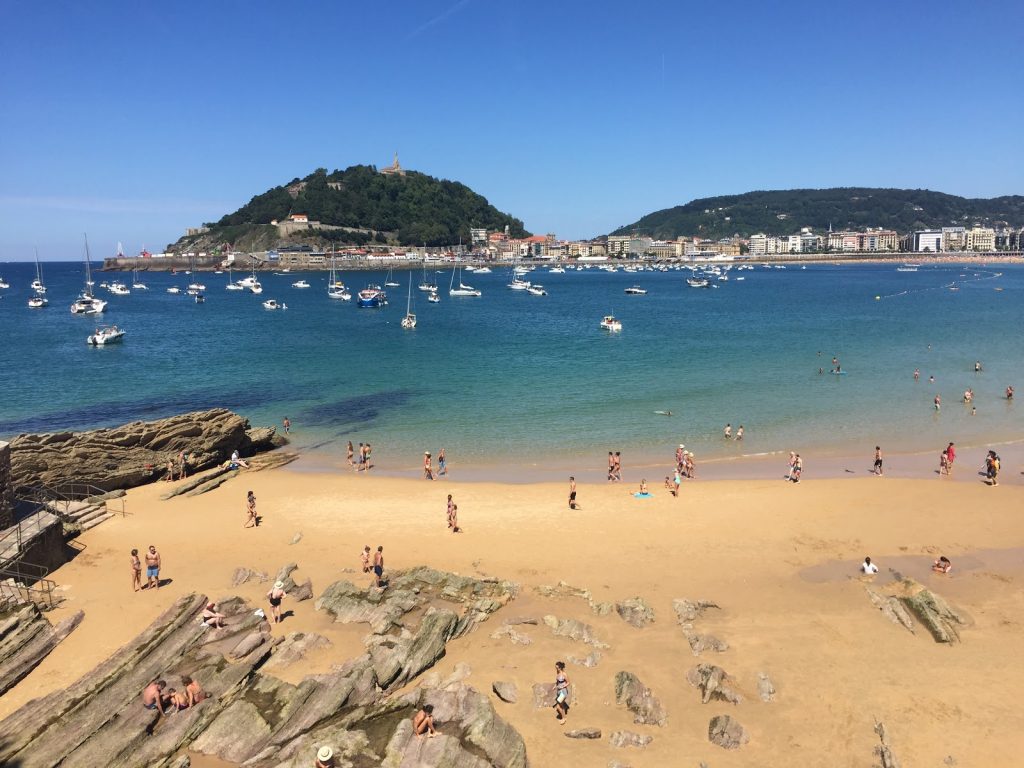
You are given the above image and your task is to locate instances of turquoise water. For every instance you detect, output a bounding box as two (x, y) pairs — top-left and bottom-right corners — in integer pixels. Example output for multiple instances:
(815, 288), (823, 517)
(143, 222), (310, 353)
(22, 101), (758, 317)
(1, 261), (1021, 474)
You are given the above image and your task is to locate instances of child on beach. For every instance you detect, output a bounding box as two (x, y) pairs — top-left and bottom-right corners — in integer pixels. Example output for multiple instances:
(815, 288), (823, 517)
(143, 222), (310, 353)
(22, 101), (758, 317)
(568, 477), (577, 509)
(873, 447), (883, 476)
(664, 476), (674, 495)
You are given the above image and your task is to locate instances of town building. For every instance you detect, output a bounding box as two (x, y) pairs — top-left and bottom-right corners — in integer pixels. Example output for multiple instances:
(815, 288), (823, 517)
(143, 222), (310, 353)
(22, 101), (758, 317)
(379, 152), (406, 177)
(965, 226), (995, 252)
(912, 230), (943, 252)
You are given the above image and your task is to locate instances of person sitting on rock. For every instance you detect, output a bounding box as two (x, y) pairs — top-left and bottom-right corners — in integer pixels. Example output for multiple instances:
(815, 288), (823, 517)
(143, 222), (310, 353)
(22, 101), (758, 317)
(164, 687), (189, 712)
(182, 675), (211, 706)
(932, 556), (952, 574)
(201, 602), (225, 628)
(315, 745), (335, 767)
(413, 704), (436, 738)
(142, 680), (166, 714)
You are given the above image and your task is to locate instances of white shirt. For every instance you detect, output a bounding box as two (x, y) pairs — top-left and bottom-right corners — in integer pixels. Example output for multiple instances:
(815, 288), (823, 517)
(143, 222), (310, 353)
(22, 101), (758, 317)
(861, 561), (878, 574)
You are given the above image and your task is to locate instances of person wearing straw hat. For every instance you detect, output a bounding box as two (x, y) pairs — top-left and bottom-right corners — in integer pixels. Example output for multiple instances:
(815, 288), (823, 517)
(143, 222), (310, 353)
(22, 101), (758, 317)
(315, 745), (335, 767)
(266, 581), (286, 624)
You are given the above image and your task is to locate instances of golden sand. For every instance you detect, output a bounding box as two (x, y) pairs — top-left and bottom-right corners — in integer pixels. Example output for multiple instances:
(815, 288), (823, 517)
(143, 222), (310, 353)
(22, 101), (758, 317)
(4, 464), (1023, 766)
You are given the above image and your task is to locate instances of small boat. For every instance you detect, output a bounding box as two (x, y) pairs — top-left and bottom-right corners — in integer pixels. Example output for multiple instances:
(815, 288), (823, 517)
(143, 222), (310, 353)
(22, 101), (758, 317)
(226, 281), (245, 291)
(291, 279), (311, 289)
(508, 276), (531, 290)
(71, 295), (107, 314)
(548, 266), (566, 274)
(132, 268), (148, 290)
(87, 325), (125, 345)
(0, 277), (9, 289)
(384, 266), (401, 288)
(427, 291), (440, 303)
(418, 264), (438, 292)
(249, 280), (263, 295)
(449, 268), (481, 297)
(526, 284), (548, 296)
(262, 299), (281, 310)
(600, 315), (622, 332)
(474, 266), (492, 274)
(30, 252), (48, 300)
(167, 286), (181, 294)
(401, 280), (417, 329)
(687, 278), (710, 288)
(28, 294), (48, 308)
(187, 281), (207, 292)
(624, 286), (647, 295)
(195, 293), (205, 304)
(108, 281), (131, 295)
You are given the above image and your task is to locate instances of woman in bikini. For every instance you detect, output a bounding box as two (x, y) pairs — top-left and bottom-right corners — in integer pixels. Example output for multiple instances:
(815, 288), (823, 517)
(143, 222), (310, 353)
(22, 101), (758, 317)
(266, 581), (286, 624)
(346, 441), (354, 467)
(130, 548), (142, 592)
(245, 491), (257, 527)
(553, 661), (570, 722)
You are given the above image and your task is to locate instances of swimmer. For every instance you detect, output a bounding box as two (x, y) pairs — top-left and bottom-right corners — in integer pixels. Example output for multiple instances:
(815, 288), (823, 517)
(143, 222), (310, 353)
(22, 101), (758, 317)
(913, 368), (920, 381)
(860, 556), (879, 575)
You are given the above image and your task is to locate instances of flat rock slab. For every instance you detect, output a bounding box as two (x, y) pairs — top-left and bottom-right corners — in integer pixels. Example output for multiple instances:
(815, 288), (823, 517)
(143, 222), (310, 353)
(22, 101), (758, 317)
(565, 728), (602, 739)
(610, 731), (652, 749)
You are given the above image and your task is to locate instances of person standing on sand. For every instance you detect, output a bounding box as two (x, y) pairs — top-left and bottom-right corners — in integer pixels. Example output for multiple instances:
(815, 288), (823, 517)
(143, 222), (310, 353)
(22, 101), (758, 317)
(675, 444), (685, 470)
(365, 443), (373, 470)
(673, 467), (682, 497)
(607, 452), (614, 482)
(423, 452), (434, 480)
(613, 451), (622, 482)
(945, 442), (956, 476)
(130, 548), (142, 592)
(361, 545), (372, 573)
(569, 477), (577, 509)
(438, 448), (447, 476)
(346, 441), (355, 468)
(685, 451), (695, 479)
(373, 546), (385, 588)
(164, 458), (175, 482)
(553, 661), (570, 723)
(245, 490), (258, 528)
(449, 503), (461, 533)
(786, 451), (797, 480)
(266, 581), (286, 624)
(282, 416), (291, 434)
(447, 495), (455, 529)
(791, 455), (803, 483)
(177, 450), (188, 480)
(145, 545), (161, 590)
(724, 423), (732, 439)
(357, 443), (365, 472)
(873, 447), (883, 476)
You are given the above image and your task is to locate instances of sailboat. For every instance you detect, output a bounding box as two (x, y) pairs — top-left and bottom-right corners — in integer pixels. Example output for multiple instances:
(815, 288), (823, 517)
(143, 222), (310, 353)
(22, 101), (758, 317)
(327, 257), (351, 300)
(418, 262), (438, 292)
(449, 267), (481, 297)
(384, 265), (401, 288)
(132, 267), (148, 290)
(401, 279), (417, 329)
(70, 236), (108, 315)
(225, 265), (245, 290)
(28, 252), (48, 308)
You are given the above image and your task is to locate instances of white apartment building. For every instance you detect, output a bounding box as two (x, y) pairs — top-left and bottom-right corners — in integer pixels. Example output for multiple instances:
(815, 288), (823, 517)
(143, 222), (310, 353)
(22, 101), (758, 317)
(913, 230), (943, 252)
(607, 235), (631, 257)
(965, 226), (995, 252)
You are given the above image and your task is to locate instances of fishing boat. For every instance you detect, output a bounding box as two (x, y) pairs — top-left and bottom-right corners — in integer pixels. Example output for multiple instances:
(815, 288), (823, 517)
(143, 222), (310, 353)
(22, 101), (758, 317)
(70, 236), (108, 314)
(262, 298), (281, 310)
(624, 286), (647, 295)
(357, 285), (386, 308)
(600, 315), (622, 332)
(87, 325), (125, 345)
(166, 286), (181, 295)
(291, 279), (311, 288)
(449, 268), (481, 297)
(427, 291), (440, 303)
(687, 277), (710, 288)
(400, 280), (417, 329)
(132, 268), (148, 290)
(526, 284), (548, 296)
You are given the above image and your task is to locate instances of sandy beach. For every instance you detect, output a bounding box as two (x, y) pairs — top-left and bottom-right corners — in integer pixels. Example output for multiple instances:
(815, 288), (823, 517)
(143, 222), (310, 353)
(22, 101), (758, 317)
(3, 459), (1023, 766)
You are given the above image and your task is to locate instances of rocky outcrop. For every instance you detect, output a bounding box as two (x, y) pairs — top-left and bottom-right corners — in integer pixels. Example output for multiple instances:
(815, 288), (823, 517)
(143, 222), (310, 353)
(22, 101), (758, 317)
(757, 672), (776, 703)
(614, 671), (667, 726)
(615, 597), (655, 628)
(708, 715), (748, 749)
(873, 720), (901, 768)
(610, 731), (652, 749)
(261, 632), (331, 672)
(900, 584), (967, 644)
(491, 624), (532, 645)
(542, 615), (609, 649)
(492, 681), (518, 703)
(674, 598), (728, 656)
(9, 408), (285, 493)
(687, 664), (743, 705)
(0, 604), (83, 696)
(866, 588), (916, 633)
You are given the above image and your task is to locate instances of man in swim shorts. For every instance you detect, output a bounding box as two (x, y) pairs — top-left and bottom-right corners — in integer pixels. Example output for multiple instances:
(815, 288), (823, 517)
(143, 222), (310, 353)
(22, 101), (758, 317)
(145, 545), (161, 590)
(142, 680), (167, 714)
(373, 546), (385, 588)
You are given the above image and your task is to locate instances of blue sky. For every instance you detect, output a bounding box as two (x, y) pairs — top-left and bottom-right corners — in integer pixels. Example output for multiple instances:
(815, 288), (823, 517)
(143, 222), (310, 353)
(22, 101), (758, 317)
(2, 0), (1022, 259)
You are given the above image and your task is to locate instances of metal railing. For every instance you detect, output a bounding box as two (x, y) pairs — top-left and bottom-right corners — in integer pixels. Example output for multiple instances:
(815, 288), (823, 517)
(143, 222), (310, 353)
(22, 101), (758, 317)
(0, 562), (57, 610)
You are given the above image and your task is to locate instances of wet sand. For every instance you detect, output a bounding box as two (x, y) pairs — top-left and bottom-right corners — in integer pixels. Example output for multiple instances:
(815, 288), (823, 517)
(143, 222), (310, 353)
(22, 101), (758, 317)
(3, 465), (1023, 766)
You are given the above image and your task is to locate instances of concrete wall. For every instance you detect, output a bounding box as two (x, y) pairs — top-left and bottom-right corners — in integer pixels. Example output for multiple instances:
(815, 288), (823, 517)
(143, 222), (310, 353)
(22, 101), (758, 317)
(0, 442), (12, 529)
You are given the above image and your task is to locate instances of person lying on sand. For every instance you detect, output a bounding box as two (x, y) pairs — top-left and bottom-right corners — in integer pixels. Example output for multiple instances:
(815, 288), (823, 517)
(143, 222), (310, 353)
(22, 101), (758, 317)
(413, 704), (436, 738)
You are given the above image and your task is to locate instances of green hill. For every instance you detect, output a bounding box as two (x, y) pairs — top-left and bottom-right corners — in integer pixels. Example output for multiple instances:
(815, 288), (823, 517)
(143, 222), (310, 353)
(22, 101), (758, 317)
(179, 165), (529, 250)
(610, 188), (1024, 239)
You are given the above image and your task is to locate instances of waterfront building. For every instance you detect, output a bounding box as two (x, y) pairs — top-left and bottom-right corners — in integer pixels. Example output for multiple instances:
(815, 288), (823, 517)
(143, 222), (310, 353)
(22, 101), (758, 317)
(941, 226), (966, 252)
(912, 230), (943, 252)
(965, 226), (995, 252)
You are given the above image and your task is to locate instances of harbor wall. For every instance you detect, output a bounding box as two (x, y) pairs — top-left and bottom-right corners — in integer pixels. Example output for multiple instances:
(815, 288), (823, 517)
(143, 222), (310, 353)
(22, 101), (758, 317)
(0, 442), (12, 529)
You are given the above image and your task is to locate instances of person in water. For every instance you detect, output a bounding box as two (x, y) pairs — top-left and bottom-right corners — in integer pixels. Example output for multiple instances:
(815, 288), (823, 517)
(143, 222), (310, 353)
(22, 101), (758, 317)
(932, 556), (952, 574)
(860, 556), (879, 574)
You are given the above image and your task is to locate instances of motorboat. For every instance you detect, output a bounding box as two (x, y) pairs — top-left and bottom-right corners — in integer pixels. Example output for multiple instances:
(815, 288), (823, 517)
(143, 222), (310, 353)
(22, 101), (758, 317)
(186, 287), (202, 296)
(526, 284), (548, 296)
(167, 286), (181, 294)
(226, 281), (245, 291)
(291, 279), (311, 288)
(474, 266), (492, 274)
(548, 266), (566, 273)
(896, 265), (919, 272)
(427, 291), (440, 303)
(30, 279), (45, 293)
(108, 281), (131, 295)
(687, 277), (710, 288)
(262, 299), (281, 310)
(195, 293), (205, 304)
(28, 294), (48, 308)
(508, 277), (531, 290)
(357, 286), (385, 308)
(0, 277), (9, 289)
(249, 280), (263, 295)
(87, 325), (124, 345)
(187, 281), (207, 292)
(600, 315), (622, 332)
(624, 286), (647, 295)
(71, 294), (107, 314)
(237, 274), (258, 288)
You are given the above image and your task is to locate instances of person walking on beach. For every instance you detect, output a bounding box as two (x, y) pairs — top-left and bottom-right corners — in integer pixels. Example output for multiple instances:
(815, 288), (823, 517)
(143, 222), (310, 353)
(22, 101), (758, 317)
(736, 425), (744, 441)
(357, 443), (365, 472)
(724, 423), (732, 440)
(786, 451), (797, 480)
(446, 495), (455, 529)
(244, 490), (258, 528)
(613, 451), (622, 482)
(673, 467), (682, 497)
(873, 447), (883, 476)
(346, 441), (355, 468)
(685, 451), (695, 479)
(945, 442), (956, 476)
(986, 451), (1001, 486)
(607, 452), (615, 482)
(365, 443), (373, 470)
(282, 416), (291, 434)
(568, 477), (577, 509)
(177, 450), (188, 481)
(266, 581), (286, 624)
(423, 452), (434, 480)
(373, 546), (385, 588)
(438, 448), (447, 476)
(553, 661), (571, 723)
(145, 545), (161, 590)
(130, 548), (142, 592)
(675, 444), (685, 470)
(449, 502), (461, 533)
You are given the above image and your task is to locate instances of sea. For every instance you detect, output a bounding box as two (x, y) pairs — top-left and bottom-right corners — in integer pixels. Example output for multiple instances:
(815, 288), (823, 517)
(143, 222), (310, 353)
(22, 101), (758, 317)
(1, 260), (1021, 479)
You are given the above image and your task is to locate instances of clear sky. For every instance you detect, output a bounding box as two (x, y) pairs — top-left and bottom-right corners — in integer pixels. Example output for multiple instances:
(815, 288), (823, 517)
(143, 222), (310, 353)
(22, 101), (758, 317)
(2, 0), (1022, 259)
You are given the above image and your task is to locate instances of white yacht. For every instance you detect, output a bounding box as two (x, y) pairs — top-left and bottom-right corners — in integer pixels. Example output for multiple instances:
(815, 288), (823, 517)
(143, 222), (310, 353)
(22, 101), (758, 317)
(262, 298), (281, 310)
(291, 279), (311, 288)
(427, 291), (440, 303)
(548, 266), (566, 274)
(28, 294), (48, 309)
(687, 277), (710, 288)
(87, 325), (124, 345)
(600, 315), (622, 332)
(249, 280), (263, 295)
(108, 281), (131, 295)
(132, 268), (148, 290)
(474, 266), (492, 274)
(167, 286), (182, 294)
(71, 295), (107, 314)
(449, 268), (481, 297)
(624, 286), (647, 295)
(508, 276), (531, 290)
(526, 284), (548, 296)
(400, 281), (417, 329)
(0, 277), (9, 289)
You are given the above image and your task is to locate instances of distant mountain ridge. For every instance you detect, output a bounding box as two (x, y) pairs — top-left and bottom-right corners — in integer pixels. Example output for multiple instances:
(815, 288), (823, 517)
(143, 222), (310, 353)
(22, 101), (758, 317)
(173, 164), (529, 251)
(610, 188), (1024, 240)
